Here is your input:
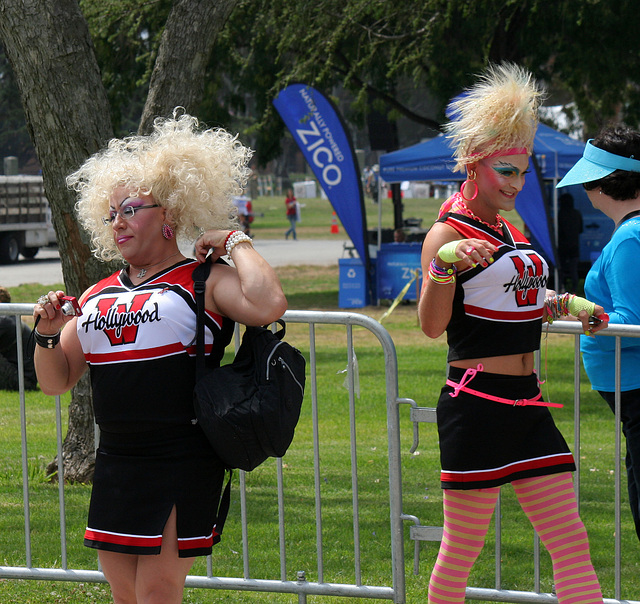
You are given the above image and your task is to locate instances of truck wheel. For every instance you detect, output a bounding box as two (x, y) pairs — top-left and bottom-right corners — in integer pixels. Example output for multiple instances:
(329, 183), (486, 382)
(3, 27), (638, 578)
(21, 247), (39, 259)
(0, 234), (20, 264)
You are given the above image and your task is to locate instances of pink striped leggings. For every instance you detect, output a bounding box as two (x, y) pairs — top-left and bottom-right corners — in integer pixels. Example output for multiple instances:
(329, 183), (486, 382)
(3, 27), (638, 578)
(428, 472), (603, 604)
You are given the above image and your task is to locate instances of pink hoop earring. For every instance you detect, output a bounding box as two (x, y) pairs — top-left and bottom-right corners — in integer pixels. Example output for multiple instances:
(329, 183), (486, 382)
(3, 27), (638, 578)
(460, 169), (478, 201)
(162, 223), (175, 240)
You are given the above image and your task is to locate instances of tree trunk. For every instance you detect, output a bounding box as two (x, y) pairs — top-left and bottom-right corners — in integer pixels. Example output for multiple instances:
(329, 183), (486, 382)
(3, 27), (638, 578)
(1, 0), (241, 483)
(0, 0), (115, 482)
(139, 0), (240, 134)
(46, 373), (96, 483)
(0, 1), (115, 293)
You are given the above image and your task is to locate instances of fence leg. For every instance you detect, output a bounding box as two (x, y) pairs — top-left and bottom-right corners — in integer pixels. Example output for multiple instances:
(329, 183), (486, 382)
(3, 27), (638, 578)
(297, 570), (308, 604)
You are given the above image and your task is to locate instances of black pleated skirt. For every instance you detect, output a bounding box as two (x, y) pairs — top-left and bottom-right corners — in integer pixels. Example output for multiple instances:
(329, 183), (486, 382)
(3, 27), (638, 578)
(437, 367), (575, 490)
(84, 423), (225, 558)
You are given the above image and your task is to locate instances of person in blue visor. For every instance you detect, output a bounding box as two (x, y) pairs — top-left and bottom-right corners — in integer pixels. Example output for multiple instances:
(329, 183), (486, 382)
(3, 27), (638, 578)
(558, 124), (640, 542)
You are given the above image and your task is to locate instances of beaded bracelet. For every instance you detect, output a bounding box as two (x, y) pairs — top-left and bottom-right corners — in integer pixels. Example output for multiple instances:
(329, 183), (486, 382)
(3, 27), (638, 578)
(544, 293), (596, 322)
(34, 328), (61, 349)
(429, 259), (457, 285)
(224, 230), (253, 257)
(223, 230), (238, 250)
(545, 293), (567, 322)
(545, 293), (573, 322)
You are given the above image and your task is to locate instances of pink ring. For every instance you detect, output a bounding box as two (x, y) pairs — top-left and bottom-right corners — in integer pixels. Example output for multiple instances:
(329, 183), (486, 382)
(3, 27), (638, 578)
(466, 247), (475, 254)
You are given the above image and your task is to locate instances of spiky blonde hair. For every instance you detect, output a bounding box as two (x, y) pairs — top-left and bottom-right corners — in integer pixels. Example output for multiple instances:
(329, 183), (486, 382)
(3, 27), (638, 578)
(68, 110), (252, 262)
(444, 63), (543, 172)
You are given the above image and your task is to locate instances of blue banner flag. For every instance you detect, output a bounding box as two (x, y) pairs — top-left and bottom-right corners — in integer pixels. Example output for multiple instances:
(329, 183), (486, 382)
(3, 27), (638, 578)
(273, 84), (370, 270)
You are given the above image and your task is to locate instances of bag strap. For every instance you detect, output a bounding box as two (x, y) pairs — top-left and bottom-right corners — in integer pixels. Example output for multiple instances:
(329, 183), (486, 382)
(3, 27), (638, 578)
(192, 259), (234, 531)
(215, 469), (233, 536)
(271, 318), (286, 340)
(192, 259), (212, 381)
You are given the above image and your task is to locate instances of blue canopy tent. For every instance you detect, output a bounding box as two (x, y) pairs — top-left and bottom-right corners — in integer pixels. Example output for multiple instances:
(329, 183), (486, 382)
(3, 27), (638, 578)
(379, 123), (586, 268)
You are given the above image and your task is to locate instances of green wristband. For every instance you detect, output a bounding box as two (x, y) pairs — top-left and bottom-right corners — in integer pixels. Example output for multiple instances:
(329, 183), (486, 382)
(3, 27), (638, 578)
(568, 296), (596, 318)
(437, 240), (463, 264)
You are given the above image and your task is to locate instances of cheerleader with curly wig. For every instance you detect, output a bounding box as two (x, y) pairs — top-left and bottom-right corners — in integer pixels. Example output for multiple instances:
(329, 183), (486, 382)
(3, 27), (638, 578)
(418, 64), (606, 604)
(33, 110), (286, 603)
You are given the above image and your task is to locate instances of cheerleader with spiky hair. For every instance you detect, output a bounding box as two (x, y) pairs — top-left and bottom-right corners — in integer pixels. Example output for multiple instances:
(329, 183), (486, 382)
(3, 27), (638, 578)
(418, 64), (606, 604)
(445, 62), (541, 170)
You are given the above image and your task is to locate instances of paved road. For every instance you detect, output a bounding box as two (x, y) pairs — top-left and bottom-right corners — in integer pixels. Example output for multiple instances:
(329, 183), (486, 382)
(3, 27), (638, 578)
(1, 238), (352, 287)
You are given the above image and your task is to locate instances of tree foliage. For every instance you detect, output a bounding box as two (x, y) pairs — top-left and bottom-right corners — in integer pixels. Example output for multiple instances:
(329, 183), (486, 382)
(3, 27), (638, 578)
(78, 0), (172, 134)
(233, 0), (640, 156)
(3, 1), (640, 168)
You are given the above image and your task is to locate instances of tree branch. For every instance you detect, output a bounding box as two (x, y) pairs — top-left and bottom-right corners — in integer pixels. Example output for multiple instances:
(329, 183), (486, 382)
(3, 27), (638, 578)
(140, 0), (240, 133)
(328, 8), (439, 42)
(333, 50), (441, 131)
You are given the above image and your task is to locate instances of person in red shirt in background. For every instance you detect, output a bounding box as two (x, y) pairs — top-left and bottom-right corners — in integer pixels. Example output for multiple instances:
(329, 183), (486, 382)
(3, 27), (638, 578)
(285, 188), (298, 240)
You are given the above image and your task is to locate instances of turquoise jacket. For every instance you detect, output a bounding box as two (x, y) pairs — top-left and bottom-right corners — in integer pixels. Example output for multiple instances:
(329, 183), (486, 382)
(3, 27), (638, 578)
(582, 215), (640, 392)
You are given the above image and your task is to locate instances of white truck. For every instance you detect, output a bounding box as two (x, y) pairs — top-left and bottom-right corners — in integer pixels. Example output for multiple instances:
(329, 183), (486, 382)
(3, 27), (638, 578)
(0, 175), (56, 264)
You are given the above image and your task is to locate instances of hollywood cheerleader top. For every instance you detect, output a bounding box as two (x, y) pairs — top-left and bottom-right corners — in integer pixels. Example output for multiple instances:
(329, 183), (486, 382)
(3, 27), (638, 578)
(438, 212), (548, 362)
(76, 259), (234, 428)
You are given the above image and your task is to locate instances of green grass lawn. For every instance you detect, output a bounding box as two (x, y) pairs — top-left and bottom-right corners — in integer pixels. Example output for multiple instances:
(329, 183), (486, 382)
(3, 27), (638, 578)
(1, 330), (638, 603)
(246, 186), (525, 241)
(1, 193), (635, 603)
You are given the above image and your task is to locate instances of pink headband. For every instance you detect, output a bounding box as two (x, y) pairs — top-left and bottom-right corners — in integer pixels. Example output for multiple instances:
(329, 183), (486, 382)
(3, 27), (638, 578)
(483, 147), (529, 159)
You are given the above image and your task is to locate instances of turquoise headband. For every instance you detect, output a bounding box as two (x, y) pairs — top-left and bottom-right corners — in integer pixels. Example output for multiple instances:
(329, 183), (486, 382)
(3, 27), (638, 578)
(557, 139), (640, 188)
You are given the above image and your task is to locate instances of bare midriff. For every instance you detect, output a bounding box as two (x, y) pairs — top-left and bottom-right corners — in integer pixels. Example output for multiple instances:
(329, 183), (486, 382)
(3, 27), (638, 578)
(450, 352), (534, 376)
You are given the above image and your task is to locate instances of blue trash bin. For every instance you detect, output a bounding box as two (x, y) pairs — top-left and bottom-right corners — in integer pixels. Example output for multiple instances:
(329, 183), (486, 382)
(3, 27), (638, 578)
(339, 258), (375, 308)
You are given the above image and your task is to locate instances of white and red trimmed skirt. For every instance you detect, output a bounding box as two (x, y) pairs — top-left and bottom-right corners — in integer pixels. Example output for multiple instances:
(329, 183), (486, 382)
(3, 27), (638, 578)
(437, 366), (575, 490)
(84, 423), (225, 558)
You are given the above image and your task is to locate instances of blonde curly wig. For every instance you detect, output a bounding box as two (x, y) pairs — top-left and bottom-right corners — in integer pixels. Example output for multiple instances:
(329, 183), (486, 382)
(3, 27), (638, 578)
(67, 110), (252, 262)
(444, 63), (543, 173)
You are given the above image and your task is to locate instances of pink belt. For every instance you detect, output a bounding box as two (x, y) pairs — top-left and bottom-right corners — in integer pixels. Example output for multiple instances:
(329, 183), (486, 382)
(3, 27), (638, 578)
(446, 364), (563, 408)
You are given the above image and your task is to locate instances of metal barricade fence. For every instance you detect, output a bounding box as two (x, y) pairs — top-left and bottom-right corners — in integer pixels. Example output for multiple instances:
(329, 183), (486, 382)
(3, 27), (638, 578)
(407, 319), (640, 604)
(0, 306), (407, 602)
(1, 303), (639, 603)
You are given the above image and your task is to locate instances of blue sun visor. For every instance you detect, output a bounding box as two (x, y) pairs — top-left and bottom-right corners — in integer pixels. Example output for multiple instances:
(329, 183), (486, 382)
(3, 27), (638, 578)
(557, 140), (640, 187)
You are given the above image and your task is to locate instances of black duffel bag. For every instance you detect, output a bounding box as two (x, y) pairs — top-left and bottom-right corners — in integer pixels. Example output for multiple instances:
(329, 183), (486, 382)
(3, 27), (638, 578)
(192, 260), (305, 472)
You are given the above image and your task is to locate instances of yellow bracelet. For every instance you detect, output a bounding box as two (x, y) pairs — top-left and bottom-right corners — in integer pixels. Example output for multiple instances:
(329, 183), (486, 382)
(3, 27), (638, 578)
(429, 271), (456, 285)
(568, 295), (596, 318)
(437, 240), (463, 264)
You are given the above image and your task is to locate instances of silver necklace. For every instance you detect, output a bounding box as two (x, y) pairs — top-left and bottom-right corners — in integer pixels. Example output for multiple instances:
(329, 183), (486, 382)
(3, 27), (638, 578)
(130, 251), (181, 279)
